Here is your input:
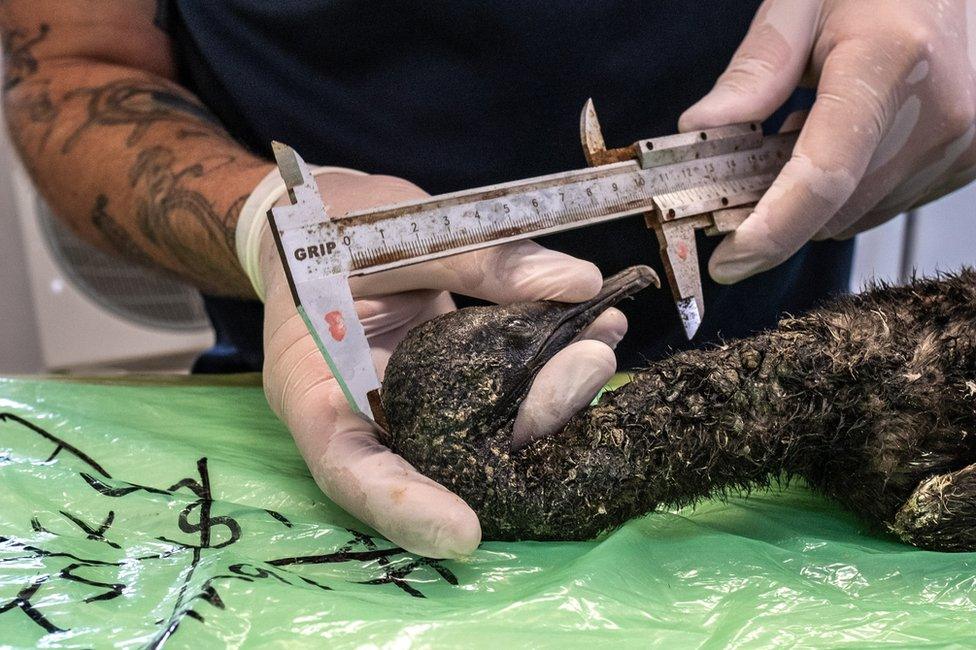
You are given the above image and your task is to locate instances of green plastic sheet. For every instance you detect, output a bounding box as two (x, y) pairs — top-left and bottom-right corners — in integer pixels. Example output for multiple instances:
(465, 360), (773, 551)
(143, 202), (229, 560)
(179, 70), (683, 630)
(1, 375), (975, 648)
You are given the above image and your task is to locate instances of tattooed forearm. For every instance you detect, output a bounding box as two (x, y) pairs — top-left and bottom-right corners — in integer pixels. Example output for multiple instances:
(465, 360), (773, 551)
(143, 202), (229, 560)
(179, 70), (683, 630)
(62, 78), (228, 154)
(7, 72), (270, 295)
(129, 146), (243, 278)
(54, 78), (262, 285)
(1, 8), (272, 296)
(5, 78), (57, 150)
(89, 150), (255, 288)
(89, 194), (159, 269)
(1, 22), (47, 90)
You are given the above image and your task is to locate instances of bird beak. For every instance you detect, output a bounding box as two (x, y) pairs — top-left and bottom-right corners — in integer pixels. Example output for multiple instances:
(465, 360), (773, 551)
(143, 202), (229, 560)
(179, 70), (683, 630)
(531, 265), (660, 371)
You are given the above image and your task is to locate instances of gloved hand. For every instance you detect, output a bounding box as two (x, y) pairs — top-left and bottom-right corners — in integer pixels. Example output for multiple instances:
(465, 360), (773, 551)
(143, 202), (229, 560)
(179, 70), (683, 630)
(248, 171), (626, 558)
(680, 0), (976, 284)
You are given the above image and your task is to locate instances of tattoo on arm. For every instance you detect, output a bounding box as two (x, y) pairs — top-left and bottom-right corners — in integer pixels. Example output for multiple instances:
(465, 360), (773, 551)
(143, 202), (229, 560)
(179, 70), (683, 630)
(62, 78), (229, 154)
(131, 147), (232, 263)
(1, 22), (48, 90)
(2, 22), (268, 291)
(89, 194), (159, 270)
(59, 77), (259, 277)
(7, 78), (58, 150)
(93, 158), (251, 282)
(127, 146), (251, 278)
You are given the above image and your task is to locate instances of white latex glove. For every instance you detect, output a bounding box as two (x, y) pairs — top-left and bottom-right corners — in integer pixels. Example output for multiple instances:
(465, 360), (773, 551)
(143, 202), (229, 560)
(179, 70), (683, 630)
(254, 172), (625, 558)
(680, 0), (976, 284)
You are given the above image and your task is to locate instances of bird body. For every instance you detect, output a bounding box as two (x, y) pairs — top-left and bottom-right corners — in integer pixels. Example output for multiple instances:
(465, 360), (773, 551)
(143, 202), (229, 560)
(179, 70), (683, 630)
(382, 268), (976, 551)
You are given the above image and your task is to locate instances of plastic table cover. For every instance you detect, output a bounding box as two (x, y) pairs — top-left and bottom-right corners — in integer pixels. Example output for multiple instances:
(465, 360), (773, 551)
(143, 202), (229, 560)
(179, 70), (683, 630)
(1, 375), (974, 648)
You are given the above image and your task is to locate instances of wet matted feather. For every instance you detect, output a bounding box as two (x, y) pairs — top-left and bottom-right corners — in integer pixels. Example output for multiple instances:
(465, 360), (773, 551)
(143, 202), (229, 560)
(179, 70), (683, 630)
(382, 269), (976, 551)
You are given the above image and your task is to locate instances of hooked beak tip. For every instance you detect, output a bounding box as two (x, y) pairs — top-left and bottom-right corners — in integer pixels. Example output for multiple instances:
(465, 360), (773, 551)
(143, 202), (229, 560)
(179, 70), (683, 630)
(583, 265), (660, 310)
(548, 265), (660, 346)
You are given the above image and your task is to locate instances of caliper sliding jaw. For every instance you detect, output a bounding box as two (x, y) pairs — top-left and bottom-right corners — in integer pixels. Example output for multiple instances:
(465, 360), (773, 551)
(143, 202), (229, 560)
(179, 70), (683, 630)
(580, 99), (764, 339)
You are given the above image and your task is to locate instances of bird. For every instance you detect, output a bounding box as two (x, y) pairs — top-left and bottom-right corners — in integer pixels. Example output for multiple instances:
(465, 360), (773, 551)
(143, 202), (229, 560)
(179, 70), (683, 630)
(381, 266), (976, 552)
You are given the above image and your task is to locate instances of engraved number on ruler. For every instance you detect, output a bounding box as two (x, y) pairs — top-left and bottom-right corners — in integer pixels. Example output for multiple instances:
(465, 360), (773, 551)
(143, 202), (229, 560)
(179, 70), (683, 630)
(343, 171), (653, 272)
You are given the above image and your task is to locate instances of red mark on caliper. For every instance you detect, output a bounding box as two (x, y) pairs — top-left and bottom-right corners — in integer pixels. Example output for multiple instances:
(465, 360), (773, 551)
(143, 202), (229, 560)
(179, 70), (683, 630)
(676, 242), (689, 261)
(324, 311), (347, 342)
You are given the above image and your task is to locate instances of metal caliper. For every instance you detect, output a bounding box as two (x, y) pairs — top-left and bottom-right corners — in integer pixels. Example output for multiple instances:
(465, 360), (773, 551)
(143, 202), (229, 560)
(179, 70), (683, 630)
(268, 100), (797, 428)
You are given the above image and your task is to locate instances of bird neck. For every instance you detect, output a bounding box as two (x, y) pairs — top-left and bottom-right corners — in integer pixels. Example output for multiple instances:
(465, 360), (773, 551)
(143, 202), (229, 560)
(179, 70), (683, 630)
(577, 332), (827, 509)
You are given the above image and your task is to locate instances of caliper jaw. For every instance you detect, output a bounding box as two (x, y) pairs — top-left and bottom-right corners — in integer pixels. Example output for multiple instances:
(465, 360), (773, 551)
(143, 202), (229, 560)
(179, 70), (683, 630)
(580, 99), (765, 340)
(651, 218), (707, 340)
(267, 143), (384, 430)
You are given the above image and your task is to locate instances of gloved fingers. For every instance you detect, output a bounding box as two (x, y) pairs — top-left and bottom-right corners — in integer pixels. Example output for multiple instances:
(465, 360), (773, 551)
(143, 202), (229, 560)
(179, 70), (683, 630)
(363, 290), (456, 377)
(678, 0), (822, 131)
(512, 339), (617, 449)
(816, 124), (976, 240)
(354, 289), (454, 341)
(708, 39), (893, 284)
(351, 239), (603, 306)
(574, 307), (628, 350)
(287, 383), (481, 558)
(315, 172), (430, 215)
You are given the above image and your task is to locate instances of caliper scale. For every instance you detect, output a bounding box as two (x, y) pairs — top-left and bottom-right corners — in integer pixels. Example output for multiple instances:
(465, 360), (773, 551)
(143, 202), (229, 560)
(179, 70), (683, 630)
(268, 100), (797, 427)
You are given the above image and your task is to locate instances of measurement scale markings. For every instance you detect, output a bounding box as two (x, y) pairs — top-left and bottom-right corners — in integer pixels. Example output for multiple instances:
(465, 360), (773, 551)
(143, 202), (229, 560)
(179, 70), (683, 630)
(288, 133), (796, 277)
(350, 183), (730, 274)
(336, 133), (792, 227)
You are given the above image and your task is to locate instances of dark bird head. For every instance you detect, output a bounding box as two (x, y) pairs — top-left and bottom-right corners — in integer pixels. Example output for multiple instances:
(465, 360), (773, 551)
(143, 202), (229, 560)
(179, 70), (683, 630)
(381, 265), (659, 466)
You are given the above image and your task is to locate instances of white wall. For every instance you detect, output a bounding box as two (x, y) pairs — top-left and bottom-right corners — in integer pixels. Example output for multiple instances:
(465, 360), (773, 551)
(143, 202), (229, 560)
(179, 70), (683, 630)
(907, 185), (976, 277)
(851, 184), (976, 291)
(0, 124), (43, 373)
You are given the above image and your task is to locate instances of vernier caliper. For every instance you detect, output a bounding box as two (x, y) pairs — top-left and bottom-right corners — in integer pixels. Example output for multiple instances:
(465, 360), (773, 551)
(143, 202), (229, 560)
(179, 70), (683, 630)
(267, 100), (797, 427)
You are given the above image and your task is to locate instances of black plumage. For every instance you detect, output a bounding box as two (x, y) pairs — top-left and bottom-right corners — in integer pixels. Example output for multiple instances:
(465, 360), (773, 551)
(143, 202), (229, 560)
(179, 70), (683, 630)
(382, 268), (976, 551)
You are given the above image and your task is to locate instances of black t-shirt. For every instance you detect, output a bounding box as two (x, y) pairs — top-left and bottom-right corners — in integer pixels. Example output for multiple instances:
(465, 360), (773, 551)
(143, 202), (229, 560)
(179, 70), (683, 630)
(155, 0), (854, 373)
